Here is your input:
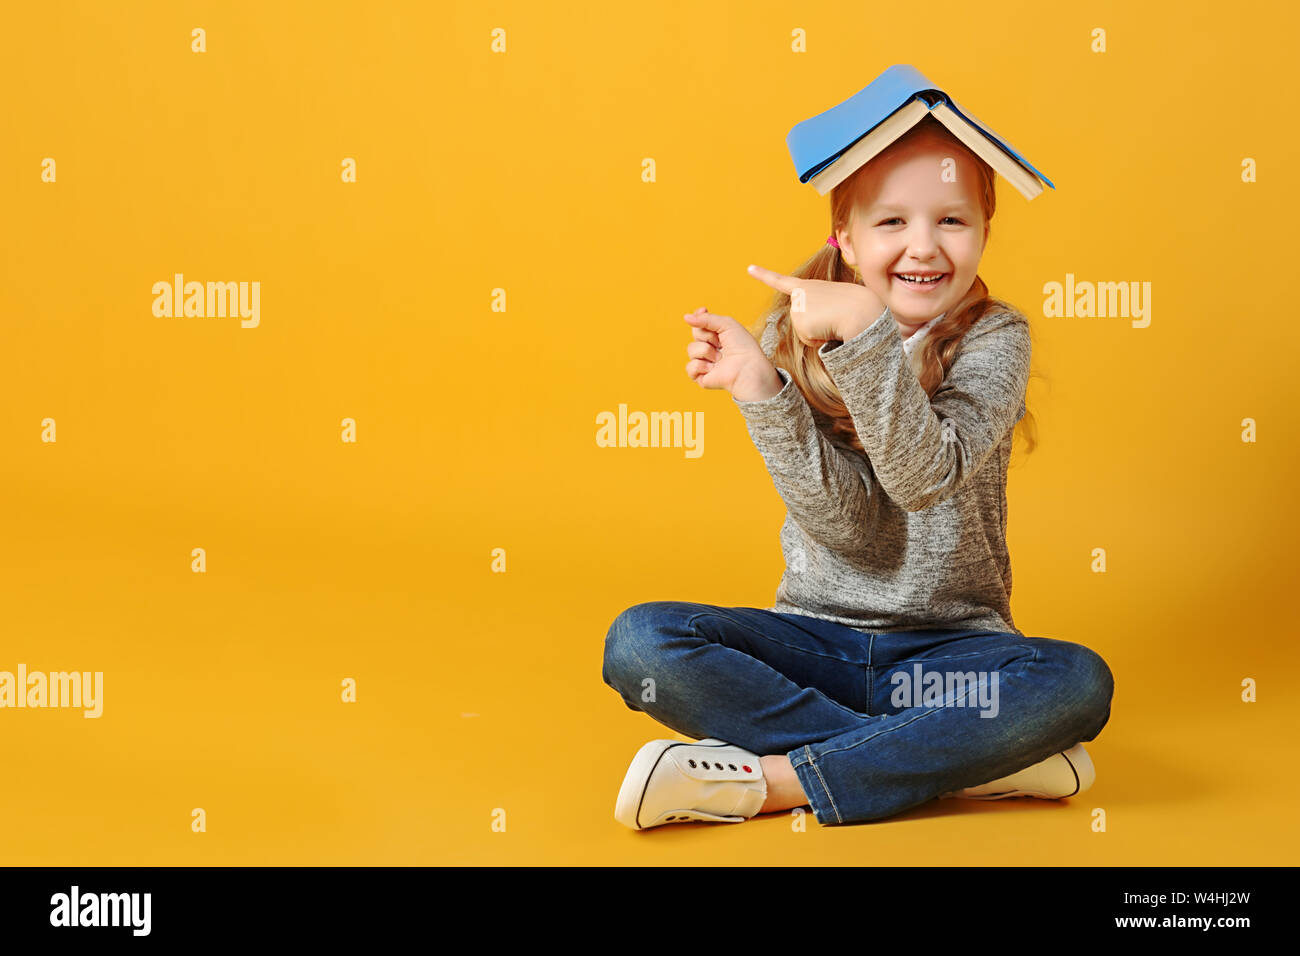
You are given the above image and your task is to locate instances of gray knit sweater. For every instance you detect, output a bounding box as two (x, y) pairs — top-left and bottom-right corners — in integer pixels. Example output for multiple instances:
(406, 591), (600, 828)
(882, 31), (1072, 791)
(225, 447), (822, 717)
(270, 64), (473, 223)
(733, 303), (1031, 635)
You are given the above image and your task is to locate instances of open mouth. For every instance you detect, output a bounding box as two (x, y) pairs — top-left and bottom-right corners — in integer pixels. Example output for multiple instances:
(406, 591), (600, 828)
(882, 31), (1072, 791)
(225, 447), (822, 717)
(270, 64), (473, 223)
(893, 272), (948, 292)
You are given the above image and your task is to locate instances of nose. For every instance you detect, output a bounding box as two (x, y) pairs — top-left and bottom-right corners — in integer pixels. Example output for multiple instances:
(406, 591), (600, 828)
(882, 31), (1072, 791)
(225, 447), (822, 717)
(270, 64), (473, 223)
(904, 223), (940, 260)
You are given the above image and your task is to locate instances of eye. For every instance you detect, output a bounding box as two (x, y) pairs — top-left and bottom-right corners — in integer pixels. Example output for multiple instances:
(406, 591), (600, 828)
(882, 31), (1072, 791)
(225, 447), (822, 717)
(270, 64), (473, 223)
(876, 216), (966, 226)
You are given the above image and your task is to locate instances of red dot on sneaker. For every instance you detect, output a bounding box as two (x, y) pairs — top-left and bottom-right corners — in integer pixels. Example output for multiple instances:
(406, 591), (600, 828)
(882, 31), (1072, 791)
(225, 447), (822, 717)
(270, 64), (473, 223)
(743, 765), (752, 772)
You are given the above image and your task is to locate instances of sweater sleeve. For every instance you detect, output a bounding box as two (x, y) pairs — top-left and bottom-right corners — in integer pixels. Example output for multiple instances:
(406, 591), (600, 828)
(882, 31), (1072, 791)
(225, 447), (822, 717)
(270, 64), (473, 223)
(816, 304), (1031, 513)
(731, 320), (878, 554)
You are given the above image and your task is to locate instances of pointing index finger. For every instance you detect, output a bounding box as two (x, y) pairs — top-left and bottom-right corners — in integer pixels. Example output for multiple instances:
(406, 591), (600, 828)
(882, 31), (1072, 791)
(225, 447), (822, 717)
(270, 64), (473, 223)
(746, 263), (795, 294)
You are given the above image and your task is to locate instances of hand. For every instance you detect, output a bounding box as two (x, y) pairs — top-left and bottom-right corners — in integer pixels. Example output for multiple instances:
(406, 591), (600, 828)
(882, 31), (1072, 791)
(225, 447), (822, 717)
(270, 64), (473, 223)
(683, 307), (783, 401)
(746, 264), (887, 346)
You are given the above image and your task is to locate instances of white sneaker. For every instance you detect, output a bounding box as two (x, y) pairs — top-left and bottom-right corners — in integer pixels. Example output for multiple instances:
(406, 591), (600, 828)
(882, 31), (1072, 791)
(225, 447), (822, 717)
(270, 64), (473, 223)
(939, 743), (1096, 800)
(615, 738), (768, 829)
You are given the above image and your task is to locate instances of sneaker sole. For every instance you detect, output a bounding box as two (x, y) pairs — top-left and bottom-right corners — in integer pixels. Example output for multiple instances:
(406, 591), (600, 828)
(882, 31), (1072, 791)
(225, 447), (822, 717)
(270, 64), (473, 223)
(950, 743), (1096, 800)
(614, 738), (730, 830)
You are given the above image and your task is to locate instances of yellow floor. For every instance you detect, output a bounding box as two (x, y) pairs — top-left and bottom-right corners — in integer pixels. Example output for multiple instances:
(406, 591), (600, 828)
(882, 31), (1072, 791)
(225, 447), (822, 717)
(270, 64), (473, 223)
(3, 583), (1295, 866)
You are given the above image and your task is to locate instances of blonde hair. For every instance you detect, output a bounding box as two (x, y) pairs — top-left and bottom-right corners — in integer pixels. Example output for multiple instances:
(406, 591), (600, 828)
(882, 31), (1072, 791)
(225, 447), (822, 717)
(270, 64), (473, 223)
(750, 113), (1039, 457)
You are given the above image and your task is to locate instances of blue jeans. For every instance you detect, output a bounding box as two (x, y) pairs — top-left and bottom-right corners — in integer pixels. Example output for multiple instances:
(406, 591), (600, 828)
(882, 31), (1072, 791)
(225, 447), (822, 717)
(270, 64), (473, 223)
(602, 601), (1114, 826)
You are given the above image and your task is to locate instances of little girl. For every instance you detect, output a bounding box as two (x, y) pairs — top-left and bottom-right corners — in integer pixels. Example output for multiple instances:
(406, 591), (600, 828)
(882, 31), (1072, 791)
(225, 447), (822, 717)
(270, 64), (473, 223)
(602, 112), (1114, 829)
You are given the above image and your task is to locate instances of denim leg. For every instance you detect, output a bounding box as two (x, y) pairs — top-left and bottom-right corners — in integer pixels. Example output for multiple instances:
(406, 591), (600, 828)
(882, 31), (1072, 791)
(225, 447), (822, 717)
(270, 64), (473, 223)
(789, 629), (1115, 825)
(603, 603), (1115, 827)
(602, 601), (874, 753)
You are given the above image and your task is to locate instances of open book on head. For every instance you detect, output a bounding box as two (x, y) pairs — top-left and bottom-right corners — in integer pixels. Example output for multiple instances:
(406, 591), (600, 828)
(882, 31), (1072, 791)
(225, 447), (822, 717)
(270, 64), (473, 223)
(786, 64), (1055, 201)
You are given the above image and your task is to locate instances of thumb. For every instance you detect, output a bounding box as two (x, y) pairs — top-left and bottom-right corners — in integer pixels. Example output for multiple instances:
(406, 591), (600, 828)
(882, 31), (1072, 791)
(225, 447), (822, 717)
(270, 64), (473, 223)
(683, 309), (729, 332)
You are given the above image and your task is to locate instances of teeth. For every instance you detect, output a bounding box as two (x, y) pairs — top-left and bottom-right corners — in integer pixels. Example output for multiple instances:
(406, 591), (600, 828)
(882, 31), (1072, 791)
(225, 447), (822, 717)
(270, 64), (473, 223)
(898, 274), (943, 284)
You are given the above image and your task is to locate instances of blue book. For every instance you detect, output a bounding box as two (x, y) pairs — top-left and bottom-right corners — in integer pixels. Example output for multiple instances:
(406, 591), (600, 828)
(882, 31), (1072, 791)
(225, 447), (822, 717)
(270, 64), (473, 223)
(786, 64), (1054, 201)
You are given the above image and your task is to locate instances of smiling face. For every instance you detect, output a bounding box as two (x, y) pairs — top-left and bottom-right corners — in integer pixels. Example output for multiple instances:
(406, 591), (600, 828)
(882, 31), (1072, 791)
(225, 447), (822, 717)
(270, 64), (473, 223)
(835, 130), (991, 333)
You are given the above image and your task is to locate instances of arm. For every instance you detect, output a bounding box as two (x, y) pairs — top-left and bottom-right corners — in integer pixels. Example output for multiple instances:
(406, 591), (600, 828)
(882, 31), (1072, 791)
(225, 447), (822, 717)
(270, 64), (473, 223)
(732, 319), (878, 554)
(818, 305), (1031, 513)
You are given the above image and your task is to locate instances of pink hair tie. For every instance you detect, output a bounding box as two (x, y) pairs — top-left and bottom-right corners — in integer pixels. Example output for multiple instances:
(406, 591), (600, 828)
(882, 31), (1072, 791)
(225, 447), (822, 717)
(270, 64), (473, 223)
(826, 235), (841, 249)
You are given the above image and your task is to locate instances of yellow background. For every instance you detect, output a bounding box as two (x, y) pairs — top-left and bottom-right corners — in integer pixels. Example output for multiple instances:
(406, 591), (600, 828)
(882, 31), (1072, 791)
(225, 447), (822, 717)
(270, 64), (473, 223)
(2, 0), (1297, 865)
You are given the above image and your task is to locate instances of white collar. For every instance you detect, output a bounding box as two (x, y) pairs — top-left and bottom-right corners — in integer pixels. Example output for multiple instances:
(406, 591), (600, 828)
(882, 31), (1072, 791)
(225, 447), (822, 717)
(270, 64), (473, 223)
(901, 311), (946, 358)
